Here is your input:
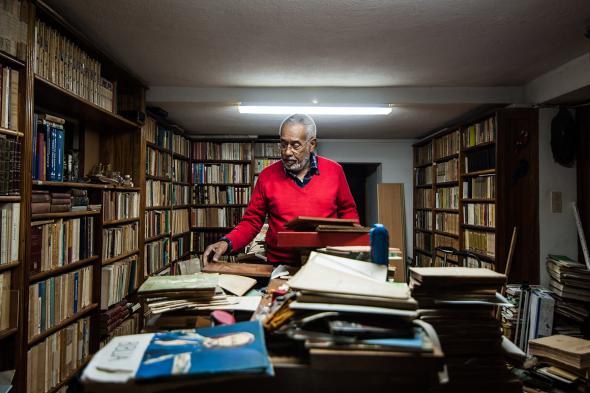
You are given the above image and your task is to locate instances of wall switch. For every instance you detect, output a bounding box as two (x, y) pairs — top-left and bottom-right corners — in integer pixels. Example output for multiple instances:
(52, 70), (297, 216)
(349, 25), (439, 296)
(550, 191), (562, 213)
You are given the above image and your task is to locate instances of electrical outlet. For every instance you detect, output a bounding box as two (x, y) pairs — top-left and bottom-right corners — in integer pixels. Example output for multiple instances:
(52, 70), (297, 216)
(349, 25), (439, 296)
(550, 191), (562, 213)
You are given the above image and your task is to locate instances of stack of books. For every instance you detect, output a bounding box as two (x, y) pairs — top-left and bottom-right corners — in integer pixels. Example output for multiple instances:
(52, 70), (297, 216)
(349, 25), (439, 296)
(410, 267), (521, 392)
(138, 274), (235, 314)
(49, 190), (71, 212)
(529, 335), (590, 390)
(100, 301), (140, 337)
(547, 254), (590, 337)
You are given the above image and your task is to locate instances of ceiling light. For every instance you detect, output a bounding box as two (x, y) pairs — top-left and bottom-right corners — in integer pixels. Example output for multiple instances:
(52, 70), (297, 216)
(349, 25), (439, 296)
(238, 105), (392, 115)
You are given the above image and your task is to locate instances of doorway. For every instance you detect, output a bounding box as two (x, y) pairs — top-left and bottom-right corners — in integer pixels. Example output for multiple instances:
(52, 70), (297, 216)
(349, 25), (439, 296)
(340, 163), (381, 226)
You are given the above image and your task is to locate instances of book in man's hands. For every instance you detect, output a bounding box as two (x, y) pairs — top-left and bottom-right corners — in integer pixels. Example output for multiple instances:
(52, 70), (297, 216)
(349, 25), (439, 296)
(82, 320), (273, 385)
(284, 216), (357, 231)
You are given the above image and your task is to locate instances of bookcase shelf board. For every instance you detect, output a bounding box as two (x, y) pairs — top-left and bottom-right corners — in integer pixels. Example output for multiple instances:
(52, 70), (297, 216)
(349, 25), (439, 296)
(433, 230), (459, 238)
(102, 249), (140, 266)
(413, 162), (433, 169)
(146, 141), (172, 154)
(146, 175), (171, 182)
(0, 49), (25, 68)
(145, 205), (172, 211)
(461, 169), (496, 177)
(0, 196), (21, 202)
(461, 198), (495, 203)
(29, 256), (99, 284)
(434, 153), (459, 163)
(172, 153), (190, 161)
(434, 181), (458, 187)
(45, 356), (92, 393)
(461, 141), (495, 153)
(28, 303), (98, 347)
(171, 205), (190, 209)
(31, 210), (100, 220)
(102, 217), (140, 226)
(0, 127), (24, 137)
(145, 233), (169, 243)
(0, 327), (18, 341)
(461, 224), (496, 232)
(0, 261), (20, 273)
(171, 231), (191, 239)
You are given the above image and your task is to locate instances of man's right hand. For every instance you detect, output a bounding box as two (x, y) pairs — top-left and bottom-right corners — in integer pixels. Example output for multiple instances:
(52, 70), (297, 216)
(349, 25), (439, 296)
(202, 241), (229, 265)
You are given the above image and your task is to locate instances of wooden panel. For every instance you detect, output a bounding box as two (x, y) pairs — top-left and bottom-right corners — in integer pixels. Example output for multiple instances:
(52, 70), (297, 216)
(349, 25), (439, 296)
(577, 107), (590, 263)
(496, 108), (539, 283)
(377, 183), (406, 282)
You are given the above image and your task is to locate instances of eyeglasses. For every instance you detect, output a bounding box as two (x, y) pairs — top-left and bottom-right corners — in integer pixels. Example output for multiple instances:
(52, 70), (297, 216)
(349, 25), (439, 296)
(279, 141), (306, 152)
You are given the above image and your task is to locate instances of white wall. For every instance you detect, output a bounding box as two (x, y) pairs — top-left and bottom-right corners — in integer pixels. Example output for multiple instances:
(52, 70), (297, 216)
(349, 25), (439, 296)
(318, 139), (415, 257)
(538, 108), (578, 287)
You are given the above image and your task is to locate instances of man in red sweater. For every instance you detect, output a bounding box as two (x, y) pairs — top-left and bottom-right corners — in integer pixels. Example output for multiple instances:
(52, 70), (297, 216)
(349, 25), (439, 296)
(203, 114), (359, 265)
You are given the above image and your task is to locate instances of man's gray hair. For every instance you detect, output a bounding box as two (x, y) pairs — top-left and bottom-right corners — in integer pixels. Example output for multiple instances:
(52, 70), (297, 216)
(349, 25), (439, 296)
(279, 114), (317, 140)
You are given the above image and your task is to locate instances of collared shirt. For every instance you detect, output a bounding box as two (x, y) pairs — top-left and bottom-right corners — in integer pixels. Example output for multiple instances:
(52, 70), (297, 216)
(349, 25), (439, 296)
(284, 152), (320, 188)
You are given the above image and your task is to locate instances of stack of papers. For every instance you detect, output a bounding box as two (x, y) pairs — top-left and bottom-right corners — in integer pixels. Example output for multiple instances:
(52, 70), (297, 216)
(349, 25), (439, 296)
(138, 273), (262, 316)
(410, 267), (521, 392)
(82, 321), (273, 386)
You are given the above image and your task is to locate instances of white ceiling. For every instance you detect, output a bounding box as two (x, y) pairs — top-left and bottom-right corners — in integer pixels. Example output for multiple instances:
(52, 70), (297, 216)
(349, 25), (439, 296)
(47, 0), (590, 137)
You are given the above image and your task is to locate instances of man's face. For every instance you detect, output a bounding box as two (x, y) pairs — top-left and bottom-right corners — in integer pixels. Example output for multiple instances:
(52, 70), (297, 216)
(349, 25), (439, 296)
(280, 123), (316, 172)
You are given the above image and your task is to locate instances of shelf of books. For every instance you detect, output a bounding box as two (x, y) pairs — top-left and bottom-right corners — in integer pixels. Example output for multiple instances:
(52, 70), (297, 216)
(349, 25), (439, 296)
(11, 2), (148, 392)
(0, 0), (26, 382)
(413, 108), (539, 281)
(190, 140), (253, 263)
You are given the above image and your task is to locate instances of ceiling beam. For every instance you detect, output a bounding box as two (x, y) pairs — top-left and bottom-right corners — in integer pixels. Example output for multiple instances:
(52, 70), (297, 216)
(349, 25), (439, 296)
(524, 54), (590, 104)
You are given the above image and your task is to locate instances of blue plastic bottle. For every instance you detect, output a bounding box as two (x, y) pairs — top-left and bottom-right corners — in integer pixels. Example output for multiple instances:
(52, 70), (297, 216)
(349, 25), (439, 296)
(370, 224), (389, 265)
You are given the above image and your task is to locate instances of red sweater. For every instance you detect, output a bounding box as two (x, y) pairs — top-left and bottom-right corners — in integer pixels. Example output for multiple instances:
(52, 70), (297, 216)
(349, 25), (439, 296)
(225, 156), (359, 264)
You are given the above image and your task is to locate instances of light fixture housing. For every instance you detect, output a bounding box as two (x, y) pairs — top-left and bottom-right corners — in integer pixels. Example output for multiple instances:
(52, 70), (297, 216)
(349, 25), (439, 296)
(238, 105), (392, 115)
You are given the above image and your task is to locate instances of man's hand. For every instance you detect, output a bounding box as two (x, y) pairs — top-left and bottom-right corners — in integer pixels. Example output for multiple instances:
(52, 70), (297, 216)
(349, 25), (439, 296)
(202, 241), (229, 265)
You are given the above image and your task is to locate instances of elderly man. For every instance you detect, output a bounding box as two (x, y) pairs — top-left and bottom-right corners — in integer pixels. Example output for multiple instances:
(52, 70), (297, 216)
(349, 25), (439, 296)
(203, 113), (359, 265)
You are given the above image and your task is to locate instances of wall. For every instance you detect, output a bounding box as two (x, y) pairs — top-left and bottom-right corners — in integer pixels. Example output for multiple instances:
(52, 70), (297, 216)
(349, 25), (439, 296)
(538, 108), (578, 287)
(318, 139), (414, 256)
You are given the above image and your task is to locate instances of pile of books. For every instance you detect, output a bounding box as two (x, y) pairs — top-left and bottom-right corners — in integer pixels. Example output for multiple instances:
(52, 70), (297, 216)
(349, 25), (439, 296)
(138, 273), (257, 314)
(529, 335), (590, 389)
(275, 252), (444, 390)
(100, 301), (140, 337)
(31, 189), (89, 214)
(410, 267), (522, 392)
(547, 254), (590, 337)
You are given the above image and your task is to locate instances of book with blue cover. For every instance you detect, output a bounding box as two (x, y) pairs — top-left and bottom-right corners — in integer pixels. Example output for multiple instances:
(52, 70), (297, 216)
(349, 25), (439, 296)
(82, 320), (273, 384)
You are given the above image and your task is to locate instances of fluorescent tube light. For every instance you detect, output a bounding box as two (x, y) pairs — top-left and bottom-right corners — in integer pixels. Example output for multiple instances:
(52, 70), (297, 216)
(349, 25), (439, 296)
(238, 105), (392, 115)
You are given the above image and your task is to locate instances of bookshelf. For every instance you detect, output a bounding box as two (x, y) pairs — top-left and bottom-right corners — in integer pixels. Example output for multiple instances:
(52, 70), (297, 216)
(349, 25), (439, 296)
(0, 1), (149, 392)
(412, 108), (539, 283)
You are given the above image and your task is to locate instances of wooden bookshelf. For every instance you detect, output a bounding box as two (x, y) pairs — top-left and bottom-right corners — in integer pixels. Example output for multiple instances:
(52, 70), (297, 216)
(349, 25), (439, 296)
(29, 256), (99, 283)
(102, 216), (140, 226)
(28, 303), (98, 347)
(412, 108), (539, 280)
(102, 249), (140, 266)
(31, 210), (100, 220)
(0, 262), (20, 273)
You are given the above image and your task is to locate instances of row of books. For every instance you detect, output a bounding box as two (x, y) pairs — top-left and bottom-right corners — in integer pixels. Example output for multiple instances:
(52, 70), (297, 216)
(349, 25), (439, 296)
(191, 163), (251, 184)
(146, 146), (171, 178)
(28, 265), (93, 339)
(434, 233), (459, 254)
(146, 180), (171, 207)
(191, 207), (245, 228)
(415, 210), (432, 231)
(0, 202), (19, 265)
(464, 229), (495, 257)
(415, 231), (432, 251)
(415, 165), (432, 186)
(100, 302), (140, 342)
(34, 20), (113, 111)
(435, 186), (459, 209)
(145, 209), (169, 239)
(463, 203), (495, 228)
(0, 0), (28, 61)
(464, 148), (496, 172)
(435, 212), (459, 235)
(414, 253), (432, 267)
(100, 256), (138, 310)
(32, 114), (67, 182)
(1, 65), (19, 131)
(171, 184), (190, 205)
(0, 271), (11, 332)
(415, 188), (432, 209)
(463, 175), (495, 199)
(151, 125), (173, 150)
(172, 134), (190, 157)
(254, 142), (280, 157)
(192, 142), (253, 161)
(144, 238), (170, 276)
(172, 158), (190, 183)
(30, 217), (95, 274)
(436, 158), (458, 183)
(193, 185), (251, 205)
(102, 223), (139, 260)
(31, 189), (89, 214)
(434, 130), (459, 159)
(171, 209), (190, 235)
(191, 231), (227, 253)
(0, 135), (21, 195)
(171, 236), (190, 261)
(102, 191), (139, 222)
(415, 143), (432, 165)
(27, 317), (90, 393)
(254, 158), (279, 174)
(462, 116), (496, 148)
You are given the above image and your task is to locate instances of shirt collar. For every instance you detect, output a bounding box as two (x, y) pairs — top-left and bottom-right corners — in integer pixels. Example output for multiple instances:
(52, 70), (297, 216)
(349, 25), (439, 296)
(284, 152), (320, 177)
